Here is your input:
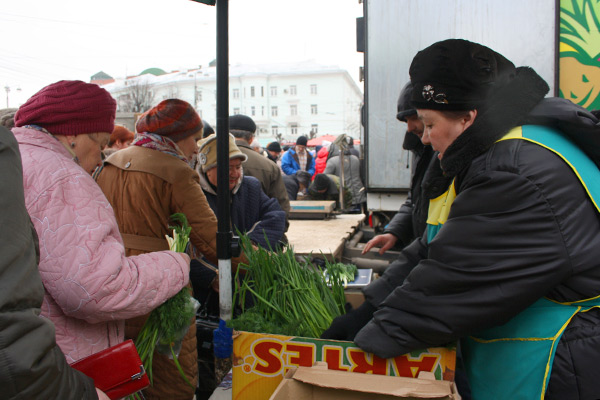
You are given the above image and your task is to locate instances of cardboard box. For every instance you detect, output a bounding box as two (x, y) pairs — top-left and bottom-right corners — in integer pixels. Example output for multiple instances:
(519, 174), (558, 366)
(232, 331), (456, 400)
(269, 362), (459, 400)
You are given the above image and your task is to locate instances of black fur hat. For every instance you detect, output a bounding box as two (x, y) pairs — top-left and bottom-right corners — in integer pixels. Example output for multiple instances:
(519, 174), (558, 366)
(409, 39), (516, 111)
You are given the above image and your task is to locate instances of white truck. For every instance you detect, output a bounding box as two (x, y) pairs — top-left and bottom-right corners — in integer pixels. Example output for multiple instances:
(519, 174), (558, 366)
(359, 0), (559, 227)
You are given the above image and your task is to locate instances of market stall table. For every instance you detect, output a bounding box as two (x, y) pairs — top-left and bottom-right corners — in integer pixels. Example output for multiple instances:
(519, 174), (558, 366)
(285, 213), (366, 261)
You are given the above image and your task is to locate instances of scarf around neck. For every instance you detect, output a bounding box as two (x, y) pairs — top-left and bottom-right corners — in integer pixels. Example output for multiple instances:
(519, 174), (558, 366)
(132, 132), (188, 164)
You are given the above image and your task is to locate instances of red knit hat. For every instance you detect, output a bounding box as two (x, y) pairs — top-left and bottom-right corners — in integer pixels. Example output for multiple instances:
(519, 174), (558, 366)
(14, 80), (116, 135)
(136, 99), (202, 142)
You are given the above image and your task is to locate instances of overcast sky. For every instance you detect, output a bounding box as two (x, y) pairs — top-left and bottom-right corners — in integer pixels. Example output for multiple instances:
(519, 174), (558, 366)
(1, 0), (364, 108)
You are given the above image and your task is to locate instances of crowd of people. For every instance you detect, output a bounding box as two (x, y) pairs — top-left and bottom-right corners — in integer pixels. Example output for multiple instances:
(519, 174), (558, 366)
(0, 74), (366, 399)
(3, 36), (600, 400)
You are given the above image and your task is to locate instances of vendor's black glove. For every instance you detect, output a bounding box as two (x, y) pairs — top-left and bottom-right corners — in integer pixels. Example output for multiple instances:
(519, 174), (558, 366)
(320, 301), (377, 341)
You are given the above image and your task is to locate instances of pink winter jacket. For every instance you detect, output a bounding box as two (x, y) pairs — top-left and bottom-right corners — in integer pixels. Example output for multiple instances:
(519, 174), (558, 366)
(13, 127), (190, 363)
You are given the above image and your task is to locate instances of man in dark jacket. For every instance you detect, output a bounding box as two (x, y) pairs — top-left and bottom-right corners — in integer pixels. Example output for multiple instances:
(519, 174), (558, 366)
(363, 83), (436, 254)
(265, 141), (282, 163)
(0, 127), (102, 399)
(229, 114), (290, 221)
(282, 170), (312, 201)
(197, 133), (286, 248)
(306, 173), (352, 210)
(323, 39), (600, 399)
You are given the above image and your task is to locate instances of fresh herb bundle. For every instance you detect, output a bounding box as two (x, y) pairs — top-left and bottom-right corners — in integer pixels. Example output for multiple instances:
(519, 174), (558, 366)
(134, 213), (197, 389)
(228, 235), (350, 338)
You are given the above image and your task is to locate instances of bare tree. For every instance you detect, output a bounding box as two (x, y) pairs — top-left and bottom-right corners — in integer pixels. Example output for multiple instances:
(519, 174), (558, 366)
(309, 129), (317, 139)
(118, 80), (155, 112)
(274, 132), (283, 142)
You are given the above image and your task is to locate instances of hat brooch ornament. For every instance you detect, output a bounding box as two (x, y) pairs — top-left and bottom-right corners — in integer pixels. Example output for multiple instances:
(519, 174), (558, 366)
(422, 85), (449, 104)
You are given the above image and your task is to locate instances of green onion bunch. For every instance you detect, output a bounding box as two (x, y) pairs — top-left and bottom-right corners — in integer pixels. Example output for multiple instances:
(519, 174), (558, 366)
(228, 235), (351, 338)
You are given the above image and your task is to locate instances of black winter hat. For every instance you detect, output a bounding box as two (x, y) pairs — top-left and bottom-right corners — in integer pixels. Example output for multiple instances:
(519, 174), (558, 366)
(296, 135), (308, 146)
(313, 174), (329, 191)
(409, 39), (516, 111)
(266, 141), (282, 152)
(396, 82), (416, 122)
(229, 114), (256, 134)
(202, 120), (215, 138)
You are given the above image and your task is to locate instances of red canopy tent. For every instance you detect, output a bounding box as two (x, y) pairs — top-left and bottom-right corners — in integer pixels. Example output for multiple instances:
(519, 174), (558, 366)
(307, 135), (360, 147)
(307, 134), (339, 147)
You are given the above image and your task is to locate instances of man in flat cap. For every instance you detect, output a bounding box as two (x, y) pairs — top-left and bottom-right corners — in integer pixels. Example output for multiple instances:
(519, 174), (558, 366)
(228, 114), (290, 221)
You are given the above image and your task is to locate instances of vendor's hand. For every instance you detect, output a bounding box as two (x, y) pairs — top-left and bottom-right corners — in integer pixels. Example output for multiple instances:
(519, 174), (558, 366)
(95, 388), (110, 400)
(362, 233), (398, 255)
(320, 301), (377, 341)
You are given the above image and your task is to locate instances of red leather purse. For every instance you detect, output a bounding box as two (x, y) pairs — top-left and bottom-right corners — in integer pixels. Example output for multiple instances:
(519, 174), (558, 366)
(71, 339), (149, 399)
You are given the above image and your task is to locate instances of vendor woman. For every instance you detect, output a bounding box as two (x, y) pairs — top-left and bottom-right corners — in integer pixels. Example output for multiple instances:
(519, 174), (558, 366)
(323, 39), (600, 399)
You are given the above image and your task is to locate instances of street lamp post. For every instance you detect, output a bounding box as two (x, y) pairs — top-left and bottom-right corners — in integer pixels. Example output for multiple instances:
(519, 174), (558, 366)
(4, 86), (10, 108)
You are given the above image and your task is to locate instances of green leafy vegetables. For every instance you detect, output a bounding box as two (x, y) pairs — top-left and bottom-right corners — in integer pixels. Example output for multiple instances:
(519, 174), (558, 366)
(134, 213), (197, 388)
(228, 235), (355, 338)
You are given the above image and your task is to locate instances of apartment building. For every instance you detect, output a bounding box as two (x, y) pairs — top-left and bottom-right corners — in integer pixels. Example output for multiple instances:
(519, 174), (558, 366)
(99, 60), (363, 142)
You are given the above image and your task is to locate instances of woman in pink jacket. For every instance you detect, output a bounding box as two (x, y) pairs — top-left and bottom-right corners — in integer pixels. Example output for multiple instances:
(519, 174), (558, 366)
(11, 80), (190, 364)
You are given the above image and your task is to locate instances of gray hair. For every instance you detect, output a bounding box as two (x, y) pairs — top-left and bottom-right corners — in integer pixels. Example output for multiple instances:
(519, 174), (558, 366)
(230, 129), (254, 143)
(0, 108), (17, 129)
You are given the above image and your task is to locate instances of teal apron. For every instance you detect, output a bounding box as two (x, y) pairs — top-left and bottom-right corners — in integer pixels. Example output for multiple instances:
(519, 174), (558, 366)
(426, 125), (600, 399)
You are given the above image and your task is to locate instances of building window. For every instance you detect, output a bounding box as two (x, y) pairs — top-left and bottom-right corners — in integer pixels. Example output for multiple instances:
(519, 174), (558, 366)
(290, 104), (297, 116)
(233, 107), (240, 114)
(261, 106), (265, 116)
(311, 104), (318, 115)
(261, 86), (264, 97)
(272, 125), (278, 135)
(311, 124), (318, 134)
(270, 86), (277, 96)
(251, 106), (255, 116)
(271, 106), (278, 117)
(310, 84), (317, 95)
(290, 85), (297, 95)
(250, 86), (255, 97)
(290, 123), (298, 135)
(232, 88), (239, 99)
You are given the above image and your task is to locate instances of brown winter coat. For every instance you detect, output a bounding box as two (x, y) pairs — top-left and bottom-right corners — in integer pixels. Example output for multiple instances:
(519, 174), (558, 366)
(96, 145), (220, 399)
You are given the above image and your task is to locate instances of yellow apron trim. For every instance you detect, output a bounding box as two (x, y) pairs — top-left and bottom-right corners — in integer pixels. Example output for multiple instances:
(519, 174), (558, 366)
(540, 306), (582, 399)
(469, 306), (581, 344)
(468, 336), (554, 343)
(580, 305), (600, 312)
(546, 294), (600, 306)
(426, 179), (456, 226)
(499, 127), (600, 214)
(496, 126), (524, 140)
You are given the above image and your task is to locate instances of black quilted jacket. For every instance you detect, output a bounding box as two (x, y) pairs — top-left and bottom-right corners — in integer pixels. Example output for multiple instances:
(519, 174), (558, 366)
(357, 68), (600, 399)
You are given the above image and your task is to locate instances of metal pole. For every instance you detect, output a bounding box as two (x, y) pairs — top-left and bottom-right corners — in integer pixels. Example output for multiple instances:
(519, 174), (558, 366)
(339, 136), (346, 210)
(216, 0), (232, 322)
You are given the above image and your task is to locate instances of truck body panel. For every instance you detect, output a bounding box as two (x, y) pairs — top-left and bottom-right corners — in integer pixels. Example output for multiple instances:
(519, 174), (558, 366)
(363, 0), (557, 210)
